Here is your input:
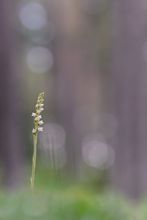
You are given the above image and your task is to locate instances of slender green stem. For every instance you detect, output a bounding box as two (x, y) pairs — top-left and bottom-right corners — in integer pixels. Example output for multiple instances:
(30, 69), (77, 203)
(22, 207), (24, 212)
(30, 134), (38, 190)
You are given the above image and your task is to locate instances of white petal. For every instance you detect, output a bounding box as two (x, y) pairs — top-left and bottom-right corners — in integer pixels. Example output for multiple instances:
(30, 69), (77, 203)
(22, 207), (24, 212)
(32, 112), (36, 117)
(35, 115), (42, 121)
(38, 127), (43, 132)
(32, 128), (36, 134)
(39, 120), (44, 125)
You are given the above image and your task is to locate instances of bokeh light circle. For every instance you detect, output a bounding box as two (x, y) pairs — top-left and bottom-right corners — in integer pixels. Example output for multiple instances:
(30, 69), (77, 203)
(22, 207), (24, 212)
(82, 134), (115, 169)
(19, 2), (47, 31)
(39, 123), (67, 169)
(26, 47), (53, 74)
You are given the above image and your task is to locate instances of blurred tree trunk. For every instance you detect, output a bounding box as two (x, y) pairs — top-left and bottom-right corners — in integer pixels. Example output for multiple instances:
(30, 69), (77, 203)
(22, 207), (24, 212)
(111, 0), (147, 198)
(50, 0), (102, 176)
(49, 0), (81, 175)
(0, 0), (24, 188)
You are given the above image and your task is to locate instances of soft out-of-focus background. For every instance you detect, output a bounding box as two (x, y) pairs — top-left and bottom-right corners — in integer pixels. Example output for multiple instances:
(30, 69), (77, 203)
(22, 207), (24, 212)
(1, 0), (147, 210)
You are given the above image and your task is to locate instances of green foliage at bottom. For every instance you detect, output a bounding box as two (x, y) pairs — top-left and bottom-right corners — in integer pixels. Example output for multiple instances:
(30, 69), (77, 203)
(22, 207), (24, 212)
(0, 188), (132, 220)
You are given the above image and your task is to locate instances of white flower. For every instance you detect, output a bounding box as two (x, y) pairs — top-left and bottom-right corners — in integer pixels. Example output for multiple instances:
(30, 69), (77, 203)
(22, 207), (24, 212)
(38, 120), (44, 125)
(40, 108), (44, 112)
(38, 127), (43, 132)
(35, 115), (42, 121)
(36, 109), (41, 114)
(32, 112), (36, 117)
(32, 128), (36, 134)
(38, 115), (42, 119)
(40, 104), (44, 107)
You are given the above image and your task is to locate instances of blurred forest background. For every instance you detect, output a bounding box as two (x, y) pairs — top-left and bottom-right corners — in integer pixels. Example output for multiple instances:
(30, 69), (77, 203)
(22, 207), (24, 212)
(0, 0), (147, 201)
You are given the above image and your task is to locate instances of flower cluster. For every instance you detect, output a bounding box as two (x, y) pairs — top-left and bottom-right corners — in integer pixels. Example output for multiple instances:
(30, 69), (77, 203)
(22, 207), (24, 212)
(32, 92), (45, 134)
